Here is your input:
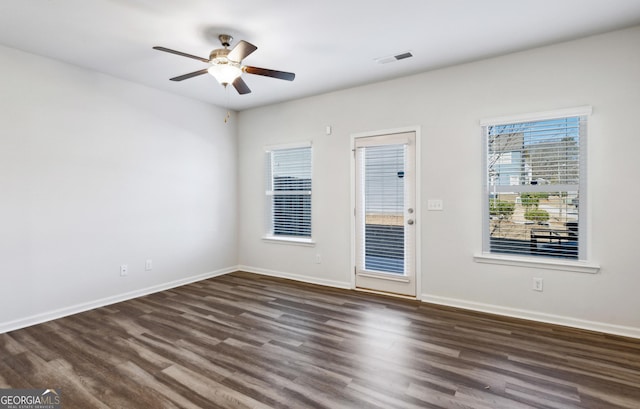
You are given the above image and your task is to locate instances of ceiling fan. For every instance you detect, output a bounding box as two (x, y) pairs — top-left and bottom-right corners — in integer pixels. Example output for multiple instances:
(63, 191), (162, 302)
(153, 34), (295, 95)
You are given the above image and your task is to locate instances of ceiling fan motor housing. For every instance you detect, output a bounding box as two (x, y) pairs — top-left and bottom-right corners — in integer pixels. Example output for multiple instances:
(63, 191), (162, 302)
(210, 48), (232, 63)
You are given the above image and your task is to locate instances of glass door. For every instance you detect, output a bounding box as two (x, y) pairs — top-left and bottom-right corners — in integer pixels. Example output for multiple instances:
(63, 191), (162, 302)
(354, 132), (416, 296)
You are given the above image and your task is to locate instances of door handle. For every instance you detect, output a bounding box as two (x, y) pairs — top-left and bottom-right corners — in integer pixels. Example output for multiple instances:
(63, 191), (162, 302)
(407, 219), (414, 225)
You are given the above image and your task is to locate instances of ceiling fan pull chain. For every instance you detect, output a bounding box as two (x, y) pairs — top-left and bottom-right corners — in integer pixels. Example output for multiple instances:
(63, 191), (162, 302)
(223, 85), (231, 123)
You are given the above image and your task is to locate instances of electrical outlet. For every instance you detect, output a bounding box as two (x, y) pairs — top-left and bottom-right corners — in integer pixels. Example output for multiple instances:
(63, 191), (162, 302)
(120, 264), (128, 277)
(315, 254), (321, 264)
(145, 259), (153, 271)
(533, 277), (544, 292)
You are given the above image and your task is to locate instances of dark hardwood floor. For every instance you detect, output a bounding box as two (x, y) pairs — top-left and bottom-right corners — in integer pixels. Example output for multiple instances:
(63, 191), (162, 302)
(1, 271), (639, 408)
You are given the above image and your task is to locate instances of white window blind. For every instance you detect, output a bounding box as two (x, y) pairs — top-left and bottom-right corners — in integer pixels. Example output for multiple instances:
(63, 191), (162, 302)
(265, 145), (312, 238)
(355, 140), (409, 275)
(482, 108), (589, 260)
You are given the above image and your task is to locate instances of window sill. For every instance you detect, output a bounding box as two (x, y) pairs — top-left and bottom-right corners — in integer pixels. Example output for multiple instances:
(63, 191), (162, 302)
(262, 236), (316, 247)
(473, 253), (600, 274)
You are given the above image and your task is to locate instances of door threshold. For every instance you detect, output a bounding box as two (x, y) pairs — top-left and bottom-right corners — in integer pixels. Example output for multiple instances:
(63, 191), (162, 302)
(355, 287), (417, 300)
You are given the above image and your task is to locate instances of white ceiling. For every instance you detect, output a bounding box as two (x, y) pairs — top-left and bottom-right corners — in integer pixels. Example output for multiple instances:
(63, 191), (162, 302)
(1, 0), (640, 111)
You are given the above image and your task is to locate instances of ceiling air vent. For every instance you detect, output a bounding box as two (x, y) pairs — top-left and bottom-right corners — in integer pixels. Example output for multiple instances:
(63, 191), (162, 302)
(375, 51), (413, 64)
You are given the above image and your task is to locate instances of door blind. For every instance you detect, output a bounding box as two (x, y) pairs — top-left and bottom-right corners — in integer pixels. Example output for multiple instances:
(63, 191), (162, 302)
(356, 143), (407, 274)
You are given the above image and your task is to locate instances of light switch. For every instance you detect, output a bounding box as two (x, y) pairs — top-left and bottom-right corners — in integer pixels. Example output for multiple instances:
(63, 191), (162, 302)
(427, 199), (444, 211)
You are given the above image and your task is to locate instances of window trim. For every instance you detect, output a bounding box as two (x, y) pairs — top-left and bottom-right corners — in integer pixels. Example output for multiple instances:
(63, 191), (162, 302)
(262, 236), (316, 246)
(478, 106), (600, 273)
(264, 141), (313, 244)
(473, 253), (599, 274)
(479, 106), (593, 127)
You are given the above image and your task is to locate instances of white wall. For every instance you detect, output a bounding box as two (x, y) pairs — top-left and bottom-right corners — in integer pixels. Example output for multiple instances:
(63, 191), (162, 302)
(0, 45), (238, 331)
(237, 26), (640, 337)
(2, 26), (638, 338)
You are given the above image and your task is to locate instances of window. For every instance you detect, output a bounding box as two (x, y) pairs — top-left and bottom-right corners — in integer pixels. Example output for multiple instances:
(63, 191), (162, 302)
(265, 143), (312, 241)
(481, 107), (591, 262)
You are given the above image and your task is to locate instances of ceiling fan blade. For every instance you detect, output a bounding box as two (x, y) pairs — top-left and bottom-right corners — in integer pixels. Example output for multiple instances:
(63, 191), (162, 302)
(243, 66), (295, 81)
(169, 68), (209, 81)
(153, 46), (210, 63)
(232, 77), (251, 95)
(227, 40), (257, 62)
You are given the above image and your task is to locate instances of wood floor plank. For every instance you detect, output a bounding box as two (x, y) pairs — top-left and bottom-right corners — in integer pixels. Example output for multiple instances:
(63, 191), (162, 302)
(1, 271), (639, 408)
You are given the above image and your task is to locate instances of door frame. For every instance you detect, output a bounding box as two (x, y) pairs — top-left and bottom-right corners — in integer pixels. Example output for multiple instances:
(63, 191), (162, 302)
(350, 126), (422, 299)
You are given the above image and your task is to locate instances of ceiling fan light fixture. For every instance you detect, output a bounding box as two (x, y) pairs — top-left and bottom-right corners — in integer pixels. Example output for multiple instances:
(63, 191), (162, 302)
(207, 60), (242, 85)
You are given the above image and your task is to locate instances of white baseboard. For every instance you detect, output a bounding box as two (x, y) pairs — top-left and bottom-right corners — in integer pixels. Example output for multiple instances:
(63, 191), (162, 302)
(237, 265), (352, 290)
(7, 266), (636, 340)
(0, 266), (237, 334)
(421, 294), (640, 340)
